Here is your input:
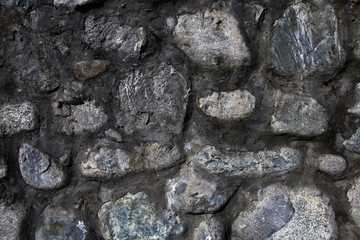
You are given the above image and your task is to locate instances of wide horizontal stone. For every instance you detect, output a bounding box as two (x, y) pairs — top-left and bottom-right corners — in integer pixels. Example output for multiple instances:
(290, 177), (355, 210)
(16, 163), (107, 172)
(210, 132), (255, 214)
(190, 145), (301, 178)
(166, 170), (233, 213)
(174, 10), (251, 68)
(53, 0), (102, 8)
(0, 158), (7, 179)
(18, 143), (66, 190)
(0, 102), (37, 137)
(98, 192), (183, 240)
(117, 63), (189, 136)
(347, 177), (360, 228)
(271, 91), (329, 136)
(0, 202), (25, 240)
(193, 217), (224, 240)
(271, 2), (343, 74)
(36, 206), (87, 240)
(198, 90), (256, 120)
(318, 154), (347, 176)
(343, 128), (360, 153)
(74, 60), (108, 80)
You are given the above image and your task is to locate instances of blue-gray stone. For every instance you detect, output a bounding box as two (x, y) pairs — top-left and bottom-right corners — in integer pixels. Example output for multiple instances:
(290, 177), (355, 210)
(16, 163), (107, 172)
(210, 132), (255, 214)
(193, 217), (224, 240)
(0, 0), (34, 13)
(0, 158), (7, 179)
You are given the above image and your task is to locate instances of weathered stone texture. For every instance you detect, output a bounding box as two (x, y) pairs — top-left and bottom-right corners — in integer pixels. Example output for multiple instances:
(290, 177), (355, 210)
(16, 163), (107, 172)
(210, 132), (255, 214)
(0, 203), (25, 240)
(0, 158), (7, 179)
(193, 217), (224, 240)
(74, 60), (108, 80)
(343, 128), (360, 153)
(347, 177), (360, 228)
(318, 154), (347, 176)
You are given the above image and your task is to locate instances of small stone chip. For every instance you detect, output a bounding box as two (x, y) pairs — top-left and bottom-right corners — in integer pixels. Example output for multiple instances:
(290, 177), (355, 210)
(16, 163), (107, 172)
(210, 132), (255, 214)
(318, 154), (347, 176)
(74, 60), (108, 80)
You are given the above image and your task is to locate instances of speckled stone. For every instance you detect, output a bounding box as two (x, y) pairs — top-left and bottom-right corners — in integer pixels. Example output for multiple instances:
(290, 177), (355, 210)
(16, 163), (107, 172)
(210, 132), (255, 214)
(318, 154), (347, 176)
(343, 128), (360, 153)
(193, 217), (224, 240)
(0, 203), (25, 240)
(98, 192), (183, 240)
(347, 177), (360, 228)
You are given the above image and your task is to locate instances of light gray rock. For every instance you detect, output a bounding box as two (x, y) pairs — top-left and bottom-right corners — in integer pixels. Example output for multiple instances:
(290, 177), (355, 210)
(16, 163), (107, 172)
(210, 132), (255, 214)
(190, 145), (301, 178)
(348, 83), (360, 116)
(198, 90), (256, 120)
(74, 60), (108, 80)
(36, 206), (87, 240)
(0, 158), (7, 179)
(0, 203), (25, 240)
(53, 0), (102, 8)
(18, 143), (66, 190)
(232, 185), (294, 240)
(173, 9), (251, 68)
(343, 128), (360, 153)
(318, 154), (347, 176)
(0, 102), (37, 137)
(267, 187), (337, 240)
(271, 91), (329, 136)
(166, 169), (233, 213)
(117, 62), (189, 136)
(193, 217), (224, 240)
(347, 177), (360, 228)
(271, 2), (343, 74)
(104, 129), (123, 143)
(62, 101), (108, 135)
(98, 192), (183, 240)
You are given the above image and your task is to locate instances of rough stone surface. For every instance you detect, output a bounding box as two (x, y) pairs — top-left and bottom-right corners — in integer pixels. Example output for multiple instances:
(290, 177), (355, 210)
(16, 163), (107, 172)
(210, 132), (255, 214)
(53, 0), (102, 8)
(347, 177), (360, 229)
(35, 206), (87, 240)
(232, 185), (294, 240)
(191, 145), (301, 178)
(104, 129), (123, 143)
(0, 158), (7, 179)
(166, 169), (233, 213)
(343, 128), (360, 153)
(0, 102), (37, 137)
(318, 154), (347, 176)
(0, 0), (34, 12)
(62, 101), (108, 135)
(117, 62), (189, 137)
(74, 60), (108, 80)
(271, 91), (329, 136)
(173, 10), (251, 68)
(198, 90), (256, 120)
(18, 143), (66, 190)
(193, 217), (224, 240)
(0, 203), (24, 240)
(98, 192), (183, 240)
(271, 2), (343, 74)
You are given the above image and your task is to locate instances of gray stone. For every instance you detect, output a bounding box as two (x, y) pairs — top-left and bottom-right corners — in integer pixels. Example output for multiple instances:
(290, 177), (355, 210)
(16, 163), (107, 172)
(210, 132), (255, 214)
(193, 217), (224, 240)
(271, 91), (329, 136)
(104, 129), (123, 143)
(0, 0), (34, 12)
(62, 101), (108, 135)
(173, 10), (251, 68)
(74, 60), (108, 80)
(190, 145), (301, 178)
(117, 62), (189, 136)
(232, 185), (294, 240)
(267, 187), (337, 240)
(35, 206), (87, 240)
(166, 170), (233, 213)
(348, 83), (360, 116)
(98, 192), (183, 240)
(0, 203), (25, 240)
(0, 158), (7, 179)
(53, 0), (102, 8)
(343, 128), (360, 153)
(347, 177), (360, 228)
(198, 90), (256, 120)
(271, 2), (343, 74)
(0, 102), (37, 137)
(18, 143), (66, 190)
(318, 154), (347, 176)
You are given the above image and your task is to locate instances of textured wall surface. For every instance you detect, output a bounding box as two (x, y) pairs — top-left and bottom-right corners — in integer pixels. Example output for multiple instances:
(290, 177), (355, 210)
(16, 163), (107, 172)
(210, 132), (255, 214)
(1, 0), (360, 239)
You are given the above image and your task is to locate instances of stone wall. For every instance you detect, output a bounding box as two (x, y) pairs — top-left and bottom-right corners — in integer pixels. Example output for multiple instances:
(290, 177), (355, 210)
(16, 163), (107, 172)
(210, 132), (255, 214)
(0, 0), (360, 239)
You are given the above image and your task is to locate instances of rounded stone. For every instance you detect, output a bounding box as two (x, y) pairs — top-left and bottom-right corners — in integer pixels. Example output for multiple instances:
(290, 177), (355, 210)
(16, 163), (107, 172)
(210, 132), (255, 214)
(74, 60), (108, 80)
(318, 154), (347, 176)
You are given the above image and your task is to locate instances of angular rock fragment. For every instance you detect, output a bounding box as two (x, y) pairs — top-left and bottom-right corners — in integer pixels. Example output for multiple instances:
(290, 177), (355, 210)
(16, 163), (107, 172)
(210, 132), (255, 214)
(117, 63), (189, 136)
(0, 158), (7, 179)
(318, 154), (347, 176)
(343, 128), (360, 153)
(193, 217), (224, 240)
(166, 170), (233, 213)
(0, 102), (37, 137)
(191, 145), (301, 178)
(74, 60), (108, 80)
(198, 90), (256, 120)
(271, 2), (343, 74)
(174, 10), (251, 68)
(0, 202), (25, 240)
(347, 177), (360, 228)
(62, 101), (108, 135)
(36, 206), (87, 240)
(271, 91), (328, 136)
(18, 143), (66, 190)
(98, 192), (183, 240)
(232, 185), (294, 240)
(104, 129), (123, 143)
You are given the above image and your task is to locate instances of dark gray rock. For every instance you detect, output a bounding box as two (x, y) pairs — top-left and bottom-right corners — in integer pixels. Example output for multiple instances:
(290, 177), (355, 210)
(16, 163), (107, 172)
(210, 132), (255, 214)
(232, 185), (294, 240)
(347, 178), (360, 228)
(318, 154), (347, 176)
(0, 158), (7, 179)
(18, 143), (66, 190)
(198, 90), (256, 120)
(271, 2), (343, 74)
(104, 129), (123, 143)
(98, 192), (183, 240)
(35, 206), (87, 240)
(343, 128), (360, 153)
(348, 83), (360, 116)
(271, 91), (329, 136)
(117, 62), (189, 137)
(0, 0), (34, 12)
(166, 169), (233, 213)
(193, 217), (224, 240)
(0, 203), (25, 240)
(190, 145), (301, 178)
(74, 60), (109, 80)
(173, 9), (251, 68)
(0, 102), (37, 137)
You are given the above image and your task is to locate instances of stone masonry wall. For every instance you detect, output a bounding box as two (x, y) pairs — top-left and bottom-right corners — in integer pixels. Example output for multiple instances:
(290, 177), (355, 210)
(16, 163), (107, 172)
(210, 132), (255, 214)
(1, 0), (360, 239)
